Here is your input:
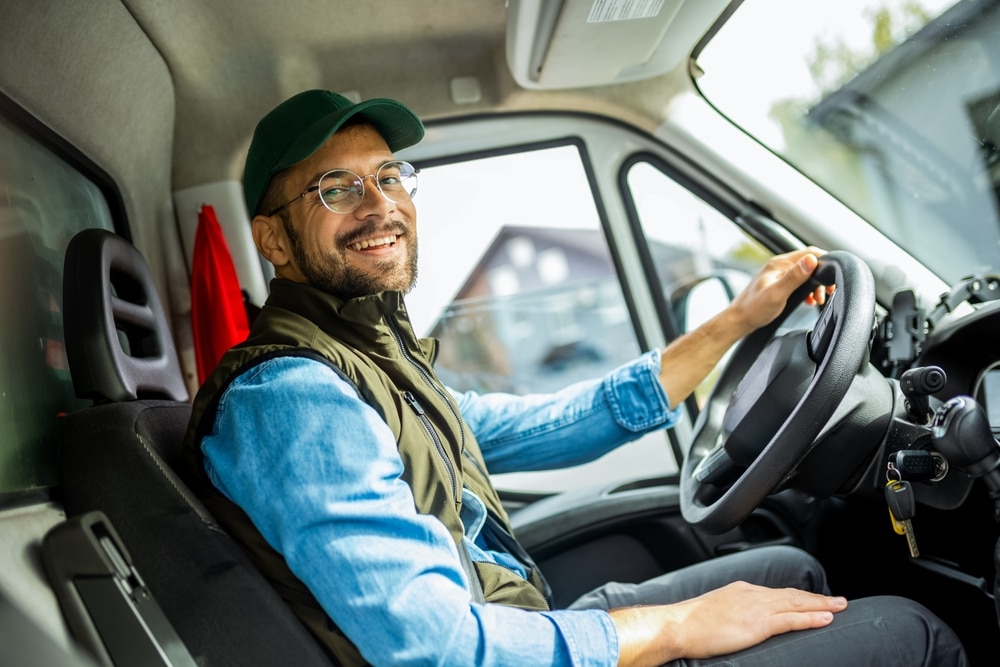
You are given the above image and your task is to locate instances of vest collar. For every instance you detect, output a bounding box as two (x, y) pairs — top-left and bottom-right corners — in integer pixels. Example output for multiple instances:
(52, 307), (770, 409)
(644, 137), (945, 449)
(266, 278), (408, 332)
(262, 279), (439, 362)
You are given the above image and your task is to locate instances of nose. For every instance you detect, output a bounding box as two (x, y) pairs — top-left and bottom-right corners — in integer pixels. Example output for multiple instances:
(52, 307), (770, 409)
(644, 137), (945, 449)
(355, 174), (394, 215)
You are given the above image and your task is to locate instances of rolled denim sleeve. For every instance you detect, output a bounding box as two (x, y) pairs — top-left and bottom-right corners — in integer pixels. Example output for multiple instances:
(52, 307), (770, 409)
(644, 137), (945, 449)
(201, 356), (619, 667)
(452, 349), (683, 474)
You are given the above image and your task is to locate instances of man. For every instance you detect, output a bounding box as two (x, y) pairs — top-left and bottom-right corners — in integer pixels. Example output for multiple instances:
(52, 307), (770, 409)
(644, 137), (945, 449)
(184, 90), (966, 666)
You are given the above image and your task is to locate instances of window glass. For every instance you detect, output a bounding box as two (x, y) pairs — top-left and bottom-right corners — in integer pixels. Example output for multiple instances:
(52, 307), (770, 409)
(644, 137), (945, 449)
(409, 145), (675, 492)
(0, 114), (115, 493)
(696, 0), (996, 286)
(627, 161), (819, 405)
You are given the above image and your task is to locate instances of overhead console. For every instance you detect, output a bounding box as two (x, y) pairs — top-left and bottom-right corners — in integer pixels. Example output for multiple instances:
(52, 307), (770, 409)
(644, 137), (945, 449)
(505, 0), (729, 89)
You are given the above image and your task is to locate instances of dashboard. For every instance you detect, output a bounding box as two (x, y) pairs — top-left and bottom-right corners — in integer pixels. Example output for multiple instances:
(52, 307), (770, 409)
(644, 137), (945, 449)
(850, 285), (1000, 512)
(917, 298), (1000, 423)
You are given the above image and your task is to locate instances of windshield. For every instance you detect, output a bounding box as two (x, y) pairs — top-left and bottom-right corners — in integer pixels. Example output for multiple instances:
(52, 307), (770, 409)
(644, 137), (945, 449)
(697, 0), (1000, 285)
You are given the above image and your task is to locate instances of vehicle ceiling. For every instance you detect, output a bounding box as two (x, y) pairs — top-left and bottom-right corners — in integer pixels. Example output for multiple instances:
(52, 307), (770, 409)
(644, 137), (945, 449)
(121, 0), (726, 189)
(0, 0), (730, 311)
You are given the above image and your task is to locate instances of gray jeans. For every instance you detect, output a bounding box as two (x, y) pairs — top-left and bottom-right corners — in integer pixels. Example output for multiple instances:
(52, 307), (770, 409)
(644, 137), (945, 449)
(568, 545), (968, 666)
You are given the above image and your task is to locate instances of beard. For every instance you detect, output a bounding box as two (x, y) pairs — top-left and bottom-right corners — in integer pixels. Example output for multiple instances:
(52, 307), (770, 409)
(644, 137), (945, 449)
(282, 216), (418, 300)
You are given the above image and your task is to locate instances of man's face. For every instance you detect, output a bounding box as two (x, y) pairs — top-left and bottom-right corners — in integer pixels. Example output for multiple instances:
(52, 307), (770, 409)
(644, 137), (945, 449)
(269, 123), (418, 299)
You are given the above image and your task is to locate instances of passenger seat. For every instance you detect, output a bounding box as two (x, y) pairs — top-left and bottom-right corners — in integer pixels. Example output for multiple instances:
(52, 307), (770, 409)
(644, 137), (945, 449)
(53, 228), (335, 666)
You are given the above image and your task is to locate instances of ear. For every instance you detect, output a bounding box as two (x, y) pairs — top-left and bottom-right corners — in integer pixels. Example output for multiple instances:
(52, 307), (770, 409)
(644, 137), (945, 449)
(252, 214), (292, 268)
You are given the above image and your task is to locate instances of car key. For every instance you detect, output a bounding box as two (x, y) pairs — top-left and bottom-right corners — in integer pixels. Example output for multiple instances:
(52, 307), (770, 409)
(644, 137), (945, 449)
(885, 479), (919, 557)
(891, 449), (941, 482)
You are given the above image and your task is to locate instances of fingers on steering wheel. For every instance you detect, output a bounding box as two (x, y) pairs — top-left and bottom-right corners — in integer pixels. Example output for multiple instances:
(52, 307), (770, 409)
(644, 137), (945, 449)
(805, 284), (836, 306)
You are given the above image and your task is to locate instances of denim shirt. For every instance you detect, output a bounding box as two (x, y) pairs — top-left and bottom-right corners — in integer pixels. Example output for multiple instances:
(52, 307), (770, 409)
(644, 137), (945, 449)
(201, 348), (680, 666)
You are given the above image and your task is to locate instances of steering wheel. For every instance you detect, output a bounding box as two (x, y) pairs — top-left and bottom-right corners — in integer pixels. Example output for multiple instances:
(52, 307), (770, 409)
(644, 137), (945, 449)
(679, 250), (876, 534)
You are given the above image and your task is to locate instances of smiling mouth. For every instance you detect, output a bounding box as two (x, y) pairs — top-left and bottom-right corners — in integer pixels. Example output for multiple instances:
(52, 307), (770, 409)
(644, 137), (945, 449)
(348, 234), (399, 252)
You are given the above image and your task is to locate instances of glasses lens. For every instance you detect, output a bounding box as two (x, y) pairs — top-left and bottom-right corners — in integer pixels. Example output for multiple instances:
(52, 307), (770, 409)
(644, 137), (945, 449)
(318, 171), (364, 213)
(316, 162), (418, 213)
(377, 161), (418, 203)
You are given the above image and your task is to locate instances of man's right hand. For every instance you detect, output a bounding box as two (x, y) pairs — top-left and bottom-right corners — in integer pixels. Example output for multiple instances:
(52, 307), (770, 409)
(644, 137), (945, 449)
(609, 581), (847, 667)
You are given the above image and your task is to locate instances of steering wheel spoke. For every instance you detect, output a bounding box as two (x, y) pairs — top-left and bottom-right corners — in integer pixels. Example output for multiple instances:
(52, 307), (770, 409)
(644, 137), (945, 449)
(692, 441), (742, 486)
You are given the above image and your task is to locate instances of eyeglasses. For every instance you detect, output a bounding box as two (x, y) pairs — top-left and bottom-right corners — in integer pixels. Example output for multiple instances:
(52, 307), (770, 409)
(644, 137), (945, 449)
(268, 160), (418, 216)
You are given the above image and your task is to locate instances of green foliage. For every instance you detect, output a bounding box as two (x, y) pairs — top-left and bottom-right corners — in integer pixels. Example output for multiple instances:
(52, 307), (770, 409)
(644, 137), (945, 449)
(807, 1), (934, 98)
(771, 1), (939, 223)
(730, 240), (770, 266)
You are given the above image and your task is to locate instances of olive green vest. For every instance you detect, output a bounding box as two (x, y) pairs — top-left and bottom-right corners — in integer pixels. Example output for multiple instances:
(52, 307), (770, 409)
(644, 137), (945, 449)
(183, 279), (550, 666)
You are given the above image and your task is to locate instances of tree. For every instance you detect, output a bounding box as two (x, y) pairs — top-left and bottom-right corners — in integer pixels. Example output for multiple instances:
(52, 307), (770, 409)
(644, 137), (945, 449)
(807, 2), (933, 98)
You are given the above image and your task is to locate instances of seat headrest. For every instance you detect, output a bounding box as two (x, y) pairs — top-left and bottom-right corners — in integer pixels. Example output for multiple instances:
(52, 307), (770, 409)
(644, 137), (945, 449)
(62, 229), (189, 403)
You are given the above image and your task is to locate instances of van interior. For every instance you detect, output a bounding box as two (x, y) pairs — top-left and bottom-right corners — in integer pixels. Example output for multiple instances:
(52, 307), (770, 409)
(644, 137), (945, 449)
(2, 0), (1000, 664)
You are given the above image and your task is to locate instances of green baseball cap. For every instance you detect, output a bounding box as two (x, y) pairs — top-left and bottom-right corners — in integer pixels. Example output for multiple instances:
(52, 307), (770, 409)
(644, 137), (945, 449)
(243, 89), (425, 216)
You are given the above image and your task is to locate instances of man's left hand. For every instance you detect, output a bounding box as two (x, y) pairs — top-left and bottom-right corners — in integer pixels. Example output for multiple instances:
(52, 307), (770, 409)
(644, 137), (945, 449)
(727, 246), (833, 338)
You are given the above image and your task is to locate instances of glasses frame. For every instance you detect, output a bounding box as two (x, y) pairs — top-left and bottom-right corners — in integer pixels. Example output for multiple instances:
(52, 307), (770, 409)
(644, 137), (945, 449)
(267, 160), (418, 217)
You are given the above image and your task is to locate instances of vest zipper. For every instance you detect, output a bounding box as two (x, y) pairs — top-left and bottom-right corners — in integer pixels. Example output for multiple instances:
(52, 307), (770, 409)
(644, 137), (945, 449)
(387, 320), (467, 446)
(387, 316), (469, 504)
(388, 315), (551, 610)
(463, 448), (490, 479)
(402, 390), (459, 500)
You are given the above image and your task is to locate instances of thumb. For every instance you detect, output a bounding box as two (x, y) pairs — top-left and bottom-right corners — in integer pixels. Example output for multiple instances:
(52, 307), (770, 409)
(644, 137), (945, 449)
(793, 252), (827, 306)
(792, 252), (820, 286)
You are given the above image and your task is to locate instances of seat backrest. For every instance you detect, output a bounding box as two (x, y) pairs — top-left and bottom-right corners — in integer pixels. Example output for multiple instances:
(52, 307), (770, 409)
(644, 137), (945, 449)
(56, 228), (335, 666)
(62, 228), (189, 403)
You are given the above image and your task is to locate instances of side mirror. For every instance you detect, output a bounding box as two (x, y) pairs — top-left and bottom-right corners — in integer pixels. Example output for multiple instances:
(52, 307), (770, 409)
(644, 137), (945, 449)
(669, 272), (742, 334)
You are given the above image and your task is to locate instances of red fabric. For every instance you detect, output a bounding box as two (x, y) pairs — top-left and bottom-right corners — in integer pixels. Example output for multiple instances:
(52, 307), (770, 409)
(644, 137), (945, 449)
(191, 204), (250, 384)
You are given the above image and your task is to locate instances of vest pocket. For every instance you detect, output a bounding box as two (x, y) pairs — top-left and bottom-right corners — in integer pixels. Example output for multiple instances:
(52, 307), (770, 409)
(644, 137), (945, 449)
(473, 561), (550, 610)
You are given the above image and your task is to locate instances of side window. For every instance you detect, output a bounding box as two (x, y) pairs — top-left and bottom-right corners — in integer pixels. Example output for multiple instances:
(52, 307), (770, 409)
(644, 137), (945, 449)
(0, 113), (115, 493)
(409, 144), (675, 493)
(626, 160), (817, 404)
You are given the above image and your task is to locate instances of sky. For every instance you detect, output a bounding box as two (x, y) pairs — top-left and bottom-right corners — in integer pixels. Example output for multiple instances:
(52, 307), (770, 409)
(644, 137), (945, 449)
(406, 145), (601, 334)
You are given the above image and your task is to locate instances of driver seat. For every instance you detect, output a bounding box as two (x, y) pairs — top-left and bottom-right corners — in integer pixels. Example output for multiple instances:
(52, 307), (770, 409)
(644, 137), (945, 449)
(55, 228), (335, 666)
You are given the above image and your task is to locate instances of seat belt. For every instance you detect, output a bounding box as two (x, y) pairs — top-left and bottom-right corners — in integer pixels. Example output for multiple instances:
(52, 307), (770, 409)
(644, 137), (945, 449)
(41, 511), (199, 667)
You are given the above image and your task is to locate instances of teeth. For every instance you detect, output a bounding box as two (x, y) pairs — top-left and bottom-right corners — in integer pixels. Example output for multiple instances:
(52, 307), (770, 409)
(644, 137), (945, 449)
(349, 235), (396, 251)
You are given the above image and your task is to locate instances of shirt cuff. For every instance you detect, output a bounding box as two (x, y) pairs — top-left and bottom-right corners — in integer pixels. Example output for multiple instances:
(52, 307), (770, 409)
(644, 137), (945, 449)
(547, 609), (620, 667)
(603, 348), (681, 432)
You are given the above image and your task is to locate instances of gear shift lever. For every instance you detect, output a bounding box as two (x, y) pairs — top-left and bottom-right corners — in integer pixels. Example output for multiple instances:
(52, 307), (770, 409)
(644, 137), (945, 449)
(931, 396), (1000, 632)
(931, 396), (1000, 514)
(930, 396), (1000, 630)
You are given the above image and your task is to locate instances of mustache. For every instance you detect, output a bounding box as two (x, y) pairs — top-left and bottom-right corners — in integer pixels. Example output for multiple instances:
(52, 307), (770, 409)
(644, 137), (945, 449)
(337, 220), (409, 247)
